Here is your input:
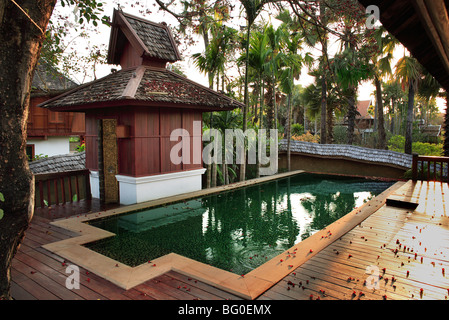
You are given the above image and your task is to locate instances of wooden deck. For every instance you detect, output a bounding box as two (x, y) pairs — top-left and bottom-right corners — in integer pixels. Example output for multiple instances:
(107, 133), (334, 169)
(259, 180), (449, 300)
(11, 181), (449, 300)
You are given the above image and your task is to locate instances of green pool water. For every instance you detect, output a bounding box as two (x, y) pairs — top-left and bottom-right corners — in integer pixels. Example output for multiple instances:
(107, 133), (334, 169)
(85, 173), (393, 275)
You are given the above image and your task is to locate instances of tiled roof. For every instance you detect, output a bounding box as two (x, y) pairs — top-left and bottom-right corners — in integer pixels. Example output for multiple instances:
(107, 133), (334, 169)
(32, 60), (77, 93)
(38, 66), (244, 111)
(29, 152), (85, 174)
(357, 100), (373, 119)
(135, 67), (243, 108)
(122, 12), (180, 62)
(279, 140), (413, 169)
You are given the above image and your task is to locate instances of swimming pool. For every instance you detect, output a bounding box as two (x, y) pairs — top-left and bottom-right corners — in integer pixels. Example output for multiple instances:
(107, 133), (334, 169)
(85, 173), (394, 275)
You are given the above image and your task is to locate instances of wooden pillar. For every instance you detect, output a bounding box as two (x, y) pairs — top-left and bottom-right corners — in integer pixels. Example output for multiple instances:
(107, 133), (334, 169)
(98, 119), (119, 204)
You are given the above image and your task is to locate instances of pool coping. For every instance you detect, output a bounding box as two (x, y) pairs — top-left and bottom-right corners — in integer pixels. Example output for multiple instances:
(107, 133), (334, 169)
(42, 170), (405, 300)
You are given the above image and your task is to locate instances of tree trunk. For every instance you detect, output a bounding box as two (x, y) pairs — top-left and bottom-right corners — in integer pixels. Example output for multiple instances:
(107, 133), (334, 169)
(326, 101), (334, 144)
(240, 22), (251, 182)
(375, 77), (387, 149)
(0, 0), (57, 299)
(319, 0), (327, 145)
(286, 93), (292, 171)
(320, 74), (327, 144)
(443, 92), (449, 157)
(405, 82), (415, 155)
(257, 79), (264, 178)
(347, 91), (357, 145)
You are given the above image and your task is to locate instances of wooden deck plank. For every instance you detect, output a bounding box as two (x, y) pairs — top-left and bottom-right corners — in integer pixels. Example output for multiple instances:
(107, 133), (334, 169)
(165, 271), (243, 300)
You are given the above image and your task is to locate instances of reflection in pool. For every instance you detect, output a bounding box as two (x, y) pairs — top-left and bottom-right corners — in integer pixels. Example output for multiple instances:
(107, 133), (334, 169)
(86, 173), (393, 275)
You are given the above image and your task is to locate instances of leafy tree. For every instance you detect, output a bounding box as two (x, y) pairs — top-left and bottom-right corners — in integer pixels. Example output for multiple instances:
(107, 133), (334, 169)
(0, 0), (108, 300)
(331, 47), (372, 145)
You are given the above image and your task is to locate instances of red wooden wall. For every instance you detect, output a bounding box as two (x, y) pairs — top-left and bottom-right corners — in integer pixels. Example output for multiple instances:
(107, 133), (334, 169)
(28, 96), (85, 138)
(85, 106), (203, 177)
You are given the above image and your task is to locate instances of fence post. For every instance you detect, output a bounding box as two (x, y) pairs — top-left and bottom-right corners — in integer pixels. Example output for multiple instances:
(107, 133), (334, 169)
(412, 153), (418, 181)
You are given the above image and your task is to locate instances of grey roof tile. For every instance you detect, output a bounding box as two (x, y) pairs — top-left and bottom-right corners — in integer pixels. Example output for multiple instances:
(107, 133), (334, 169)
(280, 140), (413, 168)
(38, 66), (244, 110)
(123, 13), (179, 62)
(29, 152), (86, 174)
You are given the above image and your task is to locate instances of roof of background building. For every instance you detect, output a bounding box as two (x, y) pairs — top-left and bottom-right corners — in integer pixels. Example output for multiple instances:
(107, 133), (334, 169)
(32, 60), (78, 95)
(356, 100), (373, 120)
(29, 152), (85, 174)
(279, 140), (412, 169)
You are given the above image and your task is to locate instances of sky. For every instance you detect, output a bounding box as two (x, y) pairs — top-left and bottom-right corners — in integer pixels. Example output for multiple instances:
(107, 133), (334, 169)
(53, 0), (445, 113)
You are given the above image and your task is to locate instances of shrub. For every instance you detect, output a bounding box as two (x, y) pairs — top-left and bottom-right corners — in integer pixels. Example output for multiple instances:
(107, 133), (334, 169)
(412, 142), (443, 156)
(333, 126), (347, 145)
(291, 131), (319, 143)
(387, 135), (443, 156)
(291, 123), (305, 136)
(387, 135), (405, 153)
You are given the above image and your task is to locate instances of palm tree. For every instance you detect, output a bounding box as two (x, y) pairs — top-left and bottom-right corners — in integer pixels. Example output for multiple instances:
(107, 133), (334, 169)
(212, 110), (241, 185)
(369, 26), (399, 149)
(418, 69), (442, 125)
(246, 27), (273, 178)
(239, 0), (267, 181)
(395, 55), (422, 154)
(332, 47), (372, 145)
(278, 30), (305, 171)
(318, 0), (329, 145)
(192, 22), (238, 187)
(382, 80), (406, 135)
(247, 28), (272, 129)
(264, 24), (281, 130)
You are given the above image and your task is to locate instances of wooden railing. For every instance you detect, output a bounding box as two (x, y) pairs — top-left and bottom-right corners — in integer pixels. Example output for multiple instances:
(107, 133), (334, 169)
(34, 169), (92, 208)
(412, 154), (449, 182)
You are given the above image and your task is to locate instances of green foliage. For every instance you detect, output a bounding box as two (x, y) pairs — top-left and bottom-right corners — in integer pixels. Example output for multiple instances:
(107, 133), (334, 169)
(412, 142), (443, 156)
(291, 123), (304, 136)
(60, 0), (109, 26)
(75, 143), (85, 152)
(387, 135), (406, 152)
(41, 0), (110, 82)
(388, 135), (443, 156)
(333, 126), (348, 145)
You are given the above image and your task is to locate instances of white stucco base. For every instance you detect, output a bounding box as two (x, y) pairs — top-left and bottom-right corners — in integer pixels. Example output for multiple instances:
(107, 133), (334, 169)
(90, 171), (100, 199)
(28, 136), (70, 158)
(115, 169), (206, 205)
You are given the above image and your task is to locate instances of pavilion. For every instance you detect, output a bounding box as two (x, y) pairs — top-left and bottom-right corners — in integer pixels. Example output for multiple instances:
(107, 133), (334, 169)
(38, 9), (243, 205)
